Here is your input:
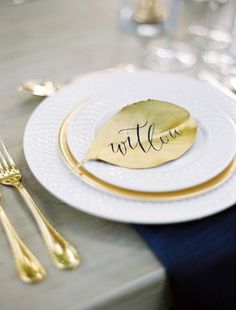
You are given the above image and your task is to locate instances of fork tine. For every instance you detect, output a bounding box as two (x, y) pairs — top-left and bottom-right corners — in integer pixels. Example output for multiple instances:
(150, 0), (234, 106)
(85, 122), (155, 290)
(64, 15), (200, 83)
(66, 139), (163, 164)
(0, 148), (9, 170)
(0, 140), (15, 169)
(0, 158), (4, 172)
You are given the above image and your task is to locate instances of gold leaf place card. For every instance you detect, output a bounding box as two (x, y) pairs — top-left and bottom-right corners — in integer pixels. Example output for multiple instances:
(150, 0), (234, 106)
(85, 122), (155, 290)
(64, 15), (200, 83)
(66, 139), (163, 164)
(83, 99), (197, 169)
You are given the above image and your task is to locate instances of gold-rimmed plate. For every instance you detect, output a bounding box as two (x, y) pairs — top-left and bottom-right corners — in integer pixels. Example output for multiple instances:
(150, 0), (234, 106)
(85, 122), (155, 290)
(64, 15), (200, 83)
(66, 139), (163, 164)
(59, 102), (236, 201)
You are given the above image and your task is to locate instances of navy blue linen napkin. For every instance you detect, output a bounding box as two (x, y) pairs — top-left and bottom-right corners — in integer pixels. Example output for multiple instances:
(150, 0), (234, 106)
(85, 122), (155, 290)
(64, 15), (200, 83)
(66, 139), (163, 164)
(135, 206), (236, 310)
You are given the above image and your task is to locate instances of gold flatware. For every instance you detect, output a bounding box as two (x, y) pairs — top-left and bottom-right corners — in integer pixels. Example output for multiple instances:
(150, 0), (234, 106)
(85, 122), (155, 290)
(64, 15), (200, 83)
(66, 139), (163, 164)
(59, 102), (236, 201)
(18, 64), (136, 97)
(18, 80), (61, 97)
(0, 193), (46, 283)
(0, 140), (80, 270)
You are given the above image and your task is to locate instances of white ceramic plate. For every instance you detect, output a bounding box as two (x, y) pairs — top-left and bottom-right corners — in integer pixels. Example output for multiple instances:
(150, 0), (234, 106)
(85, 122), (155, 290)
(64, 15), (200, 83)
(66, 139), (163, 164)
(24, 71), (236, 224)
(67, 89), (236, 192)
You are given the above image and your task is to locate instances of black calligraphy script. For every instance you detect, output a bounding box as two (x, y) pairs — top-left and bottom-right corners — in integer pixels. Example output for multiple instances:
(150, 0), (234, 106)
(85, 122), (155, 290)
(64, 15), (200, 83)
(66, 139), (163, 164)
(108, 121), (182, 156)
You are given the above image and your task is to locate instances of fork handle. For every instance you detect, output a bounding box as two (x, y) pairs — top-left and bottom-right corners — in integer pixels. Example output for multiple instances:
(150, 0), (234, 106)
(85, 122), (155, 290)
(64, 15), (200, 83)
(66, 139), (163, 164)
(15, 183), (80, 269)
(0, 205), (46, 283)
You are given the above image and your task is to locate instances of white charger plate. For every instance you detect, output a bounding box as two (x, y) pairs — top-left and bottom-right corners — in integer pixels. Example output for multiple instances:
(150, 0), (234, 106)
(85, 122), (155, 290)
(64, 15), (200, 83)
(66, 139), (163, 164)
(67, 88), (236, 192)
(24, 71), (236, 224)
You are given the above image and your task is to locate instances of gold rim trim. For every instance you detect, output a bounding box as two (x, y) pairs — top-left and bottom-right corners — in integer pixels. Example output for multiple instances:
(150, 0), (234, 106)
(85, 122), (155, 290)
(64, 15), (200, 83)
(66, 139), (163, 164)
(58, 103), (236, 201)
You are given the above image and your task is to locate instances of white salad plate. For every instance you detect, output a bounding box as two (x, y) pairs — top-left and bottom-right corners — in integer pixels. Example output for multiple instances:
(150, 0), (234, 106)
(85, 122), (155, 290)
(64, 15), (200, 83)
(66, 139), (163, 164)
(67, 83), (236, 192)
(24, 71), (236, 224)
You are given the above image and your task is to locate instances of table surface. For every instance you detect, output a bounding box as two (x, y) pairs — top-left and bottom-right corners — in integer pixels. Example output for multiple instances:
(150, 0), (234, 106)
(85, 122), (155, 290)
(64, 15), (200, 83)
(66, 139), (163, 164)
(0, 0), (215, 309)
(0, 1), (171, 309)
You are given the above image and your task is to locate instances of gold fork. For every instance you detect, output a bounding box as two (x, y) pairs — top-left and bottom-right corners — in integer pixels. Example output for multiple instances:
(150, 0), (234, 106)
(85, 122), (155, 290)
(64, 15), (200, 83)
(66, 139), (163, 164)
(0, 140), (80, 270)
(0, 192), (46, 283)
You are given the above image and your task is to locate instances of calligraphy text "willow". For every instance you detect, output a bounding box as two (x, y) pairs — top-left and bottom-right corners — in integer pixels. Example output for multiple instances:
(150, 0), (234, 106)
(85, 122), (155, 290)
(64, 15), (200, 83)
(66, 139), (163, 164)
(108, 121), (182, 156)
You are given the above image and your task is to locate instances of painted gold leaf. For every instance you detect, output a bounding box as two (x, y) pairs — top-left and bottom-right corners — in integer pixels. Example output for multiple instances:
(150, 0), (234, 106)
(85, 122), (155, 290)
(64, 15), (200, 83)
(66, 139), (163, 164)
(84, 99), (197, 169)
